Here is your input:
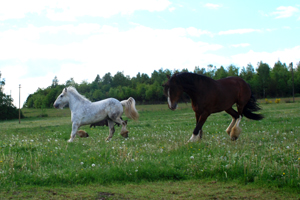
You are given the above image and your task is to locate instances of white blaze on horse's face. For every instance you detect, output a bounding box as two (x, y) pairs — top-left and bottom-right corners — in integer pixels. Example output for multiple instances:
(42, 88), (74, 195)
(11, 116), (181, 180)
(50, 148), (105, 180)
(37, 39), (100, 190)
(167, 89), (172, 108)
(167, 89), (178, 110)
(53, 89), (69, 109)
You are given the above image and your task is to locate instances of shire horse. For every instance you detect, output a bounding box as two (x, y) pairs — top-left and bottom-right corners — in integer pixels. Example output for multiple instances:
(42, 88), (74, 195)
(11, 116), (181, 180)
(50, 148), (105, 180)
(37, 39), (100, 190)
(163, 72), (263, 142)
(53, 87), (139, 142)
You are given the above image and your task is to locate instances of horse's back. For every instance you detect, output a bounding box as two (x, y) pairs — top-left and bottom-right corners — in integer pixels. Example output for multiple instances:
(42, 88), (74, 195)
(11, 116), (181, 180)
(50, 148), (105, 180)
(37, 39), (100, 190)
(217, 76), (246, 85)
(217, 77), (250, 91)
(79, 98), (122, 125)
(217, 76), (251, 103)
(93, 98), (122, 112)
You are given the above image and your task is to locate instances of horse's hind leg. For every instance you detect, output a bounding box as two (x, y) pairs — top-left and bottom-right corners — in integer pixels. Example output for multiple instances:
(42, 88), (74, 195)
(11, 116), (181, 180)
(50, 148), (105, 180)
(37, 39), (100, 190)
(230, 102), (248, 141)
(225, 108), (239, 135)
(114, 117), (129, 138)
(225, 108), (241, 141)
(231, 116), (242, 141)
(108, 113), (129, 138)
(226, 117), (236, 135)
(105, 119), (115, 141)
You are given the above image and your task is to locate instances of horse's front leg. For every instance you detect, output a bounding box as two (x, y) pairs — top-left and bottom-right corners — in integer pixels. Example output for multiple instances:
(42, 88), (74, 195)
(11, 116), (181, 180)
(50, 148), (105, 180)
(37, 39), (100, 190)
(188, 112), (209, 142)
(68, 122), (80, 142)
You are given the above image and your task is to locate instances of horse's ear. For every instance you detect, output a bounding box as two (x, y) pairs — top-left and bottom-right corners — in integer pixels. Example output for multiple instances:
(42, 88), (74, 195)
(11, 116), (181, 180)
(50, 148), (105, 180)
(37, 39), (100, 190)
(64, 88), (67, 93)
(166, 74), (170, 79)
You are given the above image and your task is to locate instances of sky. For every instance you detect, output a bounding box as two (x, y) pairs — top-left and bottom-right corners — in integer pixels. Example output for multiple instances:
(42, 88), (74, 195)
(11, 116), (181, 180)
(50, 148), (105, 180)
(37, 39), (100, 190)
(0, 0), (300, 107)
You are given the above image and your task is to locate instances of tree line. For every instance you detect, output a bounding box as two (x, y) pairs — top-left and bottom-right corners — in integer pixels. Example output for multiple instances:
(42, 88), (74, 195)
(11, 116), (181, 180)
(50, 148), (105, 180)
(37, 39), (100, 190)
(24, 60), (300, 109)
(0, 72), (24, 120)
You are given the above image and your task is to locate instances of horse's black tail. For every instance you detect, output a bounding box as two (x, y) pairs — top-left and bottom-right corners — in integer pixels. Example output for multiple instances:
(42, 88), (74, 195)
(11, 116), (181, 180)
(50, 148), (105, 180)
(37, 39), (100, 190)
(243, 94), (264, 120)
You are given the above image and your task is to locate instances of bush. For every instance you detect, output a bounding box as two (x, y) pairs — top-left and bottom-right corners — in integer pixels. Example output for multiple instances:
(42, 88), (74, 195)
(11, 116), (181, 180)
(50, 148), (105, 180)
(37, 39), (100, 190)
(265, 98), (272, 104)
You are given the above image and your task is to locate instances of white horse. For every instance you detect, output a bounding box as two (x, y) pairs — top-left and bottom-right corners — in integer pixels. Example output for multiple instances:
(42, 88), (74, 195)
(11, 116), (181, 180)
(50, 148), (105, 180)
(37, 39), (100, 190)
(53, 87), (139, 142)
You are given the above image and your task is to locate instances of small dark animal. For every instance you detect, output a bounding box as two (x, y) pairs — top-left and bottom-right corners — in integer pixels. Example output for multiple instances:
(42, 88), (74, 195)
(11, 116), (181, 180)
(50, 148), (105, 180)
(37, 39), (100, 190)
(90, 119), (108, 127)
(90, 118), (127, 128)
(77, 130), (89, 138)
(163, 72), (263, 142)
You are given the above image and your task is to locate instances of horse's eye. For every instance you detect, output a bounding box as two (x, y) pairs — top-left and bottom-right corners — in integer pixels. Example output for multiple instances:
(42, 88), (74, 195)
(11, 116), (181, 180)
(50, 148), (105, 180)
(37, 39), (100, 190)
(60, 95), (63, 98)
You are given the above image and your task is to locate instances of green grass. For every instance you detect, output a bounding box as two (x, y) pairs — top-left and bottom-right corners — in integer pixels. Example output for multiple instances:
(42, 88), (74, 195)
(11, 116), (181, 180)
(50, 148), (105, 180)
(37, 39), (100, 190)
(1, 180), (299, 199)
(0, 102), (300, 198)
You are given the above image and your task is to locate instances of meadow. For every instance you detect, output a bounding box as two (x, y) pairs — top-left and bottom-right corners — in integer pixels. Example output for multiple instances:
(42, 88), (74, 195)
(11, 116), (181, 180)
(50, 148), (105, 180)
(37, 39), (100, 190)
(0, 99), (300, 199)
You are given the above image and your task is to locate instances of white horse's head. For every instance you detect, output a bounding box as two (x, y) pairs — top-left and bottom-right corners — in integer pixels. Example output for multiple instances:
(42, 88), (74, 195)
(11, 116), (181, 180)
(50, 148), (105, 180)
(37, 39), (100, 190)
(53, 88), (70, 109)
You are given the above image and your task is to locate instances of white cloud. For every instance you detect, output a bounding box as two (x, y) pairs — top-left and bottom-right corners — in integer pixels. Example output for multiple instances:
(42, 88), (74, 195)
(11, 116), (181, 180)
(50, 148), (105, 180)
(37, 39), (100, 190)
(186, 27), (212, 37)
(0, 0), (46, 20)
(0, 24), (214, 62)
(271, 6), (299, 19)
(219, 29), (261, 35)
(204, 3), (222, 9)
(0, 24), (120, 61)
(0, 24), (222, 106)
(169, 7), (176, 12)
(231, 43), (250, 48)
(0, 0), (172, 21)
(231, 46), (300, 68)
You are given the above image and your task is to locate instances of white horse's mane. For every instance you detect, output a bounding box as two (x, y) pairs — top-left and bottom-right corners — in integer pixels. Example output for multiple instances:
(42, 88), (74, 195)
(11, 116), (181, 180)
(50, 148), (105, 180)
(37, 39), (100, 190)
(66, 86), (91, 103)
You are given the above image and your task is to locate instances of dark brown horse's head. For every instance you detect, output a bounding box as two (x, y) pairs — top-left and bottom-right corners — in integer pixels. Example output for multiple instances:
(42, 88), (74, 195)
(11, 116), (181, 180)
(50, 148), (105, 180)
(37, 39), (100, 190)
(163, 74), (183, 110)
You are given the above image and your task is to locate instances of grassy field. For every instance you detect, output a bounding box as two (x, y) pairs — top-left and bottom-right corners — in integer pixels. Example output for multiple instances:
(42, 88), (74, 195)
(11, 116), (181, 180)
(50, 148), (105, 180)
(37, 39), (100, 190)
(0, 99), (300, 199)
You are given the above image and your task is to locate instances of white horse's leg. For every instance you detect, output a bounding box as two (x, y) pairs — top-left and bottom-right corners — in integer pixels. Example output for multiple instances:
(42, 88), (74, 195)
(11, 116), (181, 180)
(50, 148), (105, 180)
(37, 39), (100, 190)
(105, 120), (115, 141)
(230, 116), (242, 141)
(68, 122), (80, 142)
(114, 117), (128, 138)
(120, 121), (129, 138)
(226, 117), (236, 135)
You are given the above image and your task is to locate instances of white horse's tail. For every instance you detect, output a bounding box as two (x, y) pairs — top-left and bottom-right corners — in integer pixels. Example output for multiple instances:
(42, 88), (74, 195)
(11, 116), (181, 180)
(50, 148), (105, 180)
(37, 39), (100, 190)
(120, 97), (139, 121)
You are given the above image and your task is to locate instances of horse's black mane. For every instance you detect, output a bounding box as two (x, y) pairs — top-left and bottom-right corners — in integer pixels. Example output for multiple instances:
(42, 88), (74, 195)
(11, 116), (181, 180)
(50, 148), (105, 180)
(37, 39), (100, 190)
(172, 72), (212, 82)
(171, 72), (214, 91)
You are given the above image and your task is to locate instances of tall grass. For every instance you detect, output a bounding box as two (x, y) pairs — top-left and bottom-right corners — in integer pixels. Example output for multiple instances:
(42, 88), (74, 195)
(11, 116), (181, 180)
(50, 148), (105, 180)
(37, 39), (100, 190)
(0, 102), (299, 191)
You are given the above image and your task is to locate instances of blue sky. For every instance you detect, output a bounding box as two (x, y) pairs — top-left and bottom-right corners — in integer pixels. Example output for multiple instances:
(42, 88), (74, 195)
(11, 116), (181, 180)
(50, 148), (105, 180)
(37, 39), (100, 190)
(0, 0), (299, 107)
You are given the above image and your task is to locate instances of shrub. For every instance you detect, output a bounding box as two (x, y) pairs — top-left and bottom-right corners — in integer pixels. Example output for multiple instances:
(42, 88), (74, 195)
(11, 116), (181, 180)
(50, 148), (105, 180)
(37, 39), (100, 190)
(265, 98), (272, 104)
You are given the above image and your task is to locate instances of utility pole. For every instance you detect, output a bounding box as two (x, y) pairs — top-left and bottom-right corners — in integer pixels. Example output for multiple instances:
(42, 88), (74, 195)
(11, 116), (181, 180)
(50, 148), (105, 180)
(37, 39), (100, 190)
(289, 63), (294, 103)
(19, 84), (21, 124)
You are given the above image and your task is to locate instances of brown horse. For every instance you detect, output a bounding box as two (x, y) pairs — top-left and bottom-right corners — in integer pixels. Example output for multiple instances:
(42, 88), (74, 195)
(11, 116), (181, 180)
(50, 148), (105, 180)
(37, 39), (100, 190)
(163, 72), (263, 142)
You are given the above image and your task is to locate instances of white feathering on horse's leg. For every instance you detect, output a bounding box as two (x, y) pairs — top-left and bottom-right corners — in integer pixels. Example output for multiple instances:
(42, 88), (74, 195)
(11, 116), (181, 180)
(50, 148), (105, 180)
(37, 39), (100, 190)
(226, 117), (236, 135)
(230, 116), (242, 141)
(188, 133), (200, 142)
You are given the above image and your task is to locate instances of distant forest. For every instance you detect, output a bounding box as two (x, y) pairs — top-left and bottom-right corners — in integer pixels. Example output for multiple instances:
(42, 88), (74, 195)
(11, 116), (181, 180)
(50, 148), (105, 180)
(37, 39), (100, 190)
(24, 61), (300, 108)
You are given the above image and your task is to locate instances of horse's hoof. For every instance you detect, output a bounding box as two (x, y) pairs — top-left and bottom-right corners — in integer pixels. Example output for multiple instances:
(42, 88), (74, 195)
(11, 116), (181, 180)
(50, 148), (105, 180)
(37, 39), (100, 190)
(105, 137), (112, 142)
(188, 139), (200, 143)
(188, 134), (200, 142)
(230, 136), (238, 141)
(68, 139), (73, 143)
(226, 130), (231, 135)
(121, 131), (129, 138)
